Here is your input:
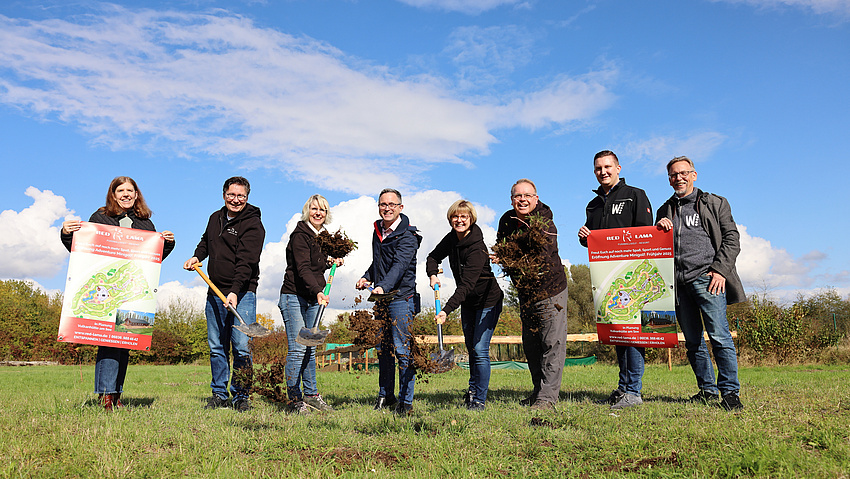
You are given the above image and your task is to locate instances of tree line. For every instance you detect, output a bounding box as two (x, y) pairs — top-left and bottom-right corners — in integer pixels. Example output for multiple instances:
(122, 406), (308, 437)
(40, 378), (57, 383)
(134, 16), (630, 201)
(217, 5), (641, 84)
(1, 268), (847, 365)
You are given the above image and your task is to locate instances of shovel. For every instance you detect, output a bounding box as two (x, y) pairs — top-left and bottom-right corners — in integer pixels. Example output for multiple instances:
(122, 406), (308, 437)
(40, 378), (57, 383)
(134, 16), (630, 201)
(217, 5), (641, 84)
(192, 263), (271, 338)
(296, 263), (336, 347)
(366, 283), (397, 302)
(431, 283), (455, 372)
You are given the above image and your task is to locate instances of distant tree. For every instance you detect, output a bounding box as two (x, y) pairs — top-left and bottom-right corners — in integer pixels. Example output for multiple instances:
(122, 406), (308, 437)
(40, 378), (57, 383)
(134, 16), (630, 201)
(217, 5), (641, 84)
(567, 264), (595, 333)
(256, 312), (276, 331)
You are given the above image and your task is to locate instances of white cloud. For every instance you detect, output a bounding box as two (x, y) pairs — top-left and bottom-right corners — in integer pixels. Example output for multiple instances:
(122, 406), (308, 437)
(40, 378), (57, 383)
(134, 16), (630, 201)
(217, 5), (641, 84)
(736, 224), (824, 290)
(622, 131), (727, 173)
(444, 25), (537, 90)
(711, 0), (850, 16)
(0, 187), (77, 279)
(395, 0), (525, 14)
(0, 6), (615, 195)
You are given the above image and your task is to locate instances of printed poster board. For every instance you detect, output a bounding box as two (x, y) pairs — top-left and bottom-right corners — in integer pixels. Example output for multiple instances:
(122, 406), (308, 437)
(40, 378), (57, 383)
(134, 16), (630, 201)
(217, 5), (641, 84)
(587, 226), (678, 348)
(58, 222), (164, 351)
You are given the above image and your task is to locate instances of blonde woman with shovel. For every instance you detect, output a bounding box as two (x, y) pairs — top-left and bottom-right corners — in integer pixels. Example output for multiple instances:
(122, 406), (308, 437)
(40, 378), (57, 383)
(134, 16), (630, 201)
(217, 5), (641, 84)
(278, 194), (342, 414)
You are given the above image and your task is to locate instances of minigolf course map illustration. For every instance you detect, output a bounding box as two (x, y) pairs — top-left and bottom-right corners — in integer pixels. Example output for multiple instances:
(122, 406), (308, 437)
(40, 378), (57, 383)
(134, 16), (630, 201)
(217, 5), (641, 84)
(71, 260), (154, 320)
(594, 259), (673, 324)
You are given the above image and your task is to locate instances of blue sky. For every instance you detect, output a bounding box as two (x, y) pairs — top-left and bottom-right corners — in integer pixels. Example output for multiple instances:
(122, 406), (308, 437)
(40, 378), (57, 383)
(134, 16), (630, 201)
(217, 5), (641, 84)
(2, 0), (848, 322)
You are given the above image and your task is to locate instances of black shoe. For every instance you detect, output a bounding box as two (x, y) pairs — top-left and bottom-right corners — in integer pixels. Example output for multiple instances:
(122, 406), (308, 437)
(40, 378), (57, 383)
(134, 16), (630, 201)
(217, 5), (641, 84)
(466, 400), (486, 411)
(374, 396), (398, 410)
(519, 392), (538, 407)
(596, 389), (626, 405)
(689, 390), (720, 404)
(394, 402), (413, 416)
(720, 393), (744, 411)
(462, 389), (474, 407)
(205, 395), (230, 410)
(233, 398), (252, 413)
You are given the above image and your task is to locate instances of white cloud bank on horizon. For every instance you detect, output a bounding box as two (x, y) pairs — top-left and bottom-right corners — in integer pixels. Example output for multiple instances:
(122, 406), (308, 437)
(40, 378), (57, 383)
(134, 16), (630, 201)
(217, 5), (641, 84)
(0, 187), (78, 279)
(622, 131), (728, 172)
(0, 5), (615, 195)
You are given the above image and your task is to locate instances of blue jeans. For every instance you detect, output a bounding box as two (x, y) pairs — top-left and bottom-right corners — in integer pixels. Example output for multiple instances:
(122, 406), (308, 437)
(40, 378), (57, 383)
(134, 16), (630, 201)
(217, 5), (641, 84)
(278, 294), (319, 400)
(205, 291), (255, 401)
(94, 346), (129, 394)
(616, 345), (645, 395)
(376, 296), (416, 405)
(676, 275), (740, 395)
(462, 302), (501, 404)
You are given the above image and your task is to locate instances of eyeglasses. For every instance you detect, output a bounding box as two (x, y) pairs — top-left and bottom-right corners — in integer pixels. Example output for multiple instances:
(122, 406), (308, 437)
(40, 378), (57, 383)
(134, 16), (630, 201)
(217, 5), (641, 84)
(378, 202), (401, 209)
(451, 214), (470, 221)
(512, 193), (536, 200)
(225, 193), (248, 201)
(668, 170), (694, 180)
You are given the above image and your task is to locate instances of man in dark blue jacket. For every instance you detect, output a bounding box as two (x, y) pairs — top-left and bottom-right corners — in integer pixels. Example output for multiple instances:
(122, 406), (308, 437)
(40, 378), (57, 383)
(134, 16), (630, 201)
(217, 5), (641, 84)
(578, 150), (653, 410)
(356, 188), (421, 415)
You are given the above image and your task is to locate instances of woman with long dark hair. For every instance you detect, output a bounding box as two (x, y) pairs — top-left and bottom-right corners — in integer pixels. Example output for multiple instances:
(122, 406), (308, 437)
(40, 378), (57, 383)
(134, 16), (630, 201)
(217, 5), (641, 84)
(61, 176), (174, 411)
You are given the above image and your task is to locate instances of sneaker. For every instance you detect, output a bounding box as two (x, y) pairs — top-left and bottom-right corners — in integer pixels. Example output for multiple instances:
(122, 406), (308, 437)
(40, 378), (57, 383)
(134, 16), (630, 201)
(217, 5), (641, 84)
(394, 402), (414, 416)
(530, 399), (555, 411)
(233, 398), (252, 413)
(466, 400), (486, 411)
(688, 389), (720, 404)
(519, 392), (538, 407)
(596, 389), (626, 405)
(689, 390), (720, 404)
(304, 394), (334, 412)
(288, 400), (311, 415)
(462, 389), (474, 407)
(611, 393), (643, 410)
(720, 393), (744, 411)
(205, 396), (230, 410)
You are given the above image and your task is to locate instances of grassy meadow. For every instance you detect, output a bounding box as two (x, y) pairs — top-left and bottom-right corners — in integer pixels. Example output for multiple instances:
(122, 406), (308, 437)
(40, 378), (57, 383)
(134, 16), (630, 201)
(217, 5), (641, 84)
(1, 362), (848, 478)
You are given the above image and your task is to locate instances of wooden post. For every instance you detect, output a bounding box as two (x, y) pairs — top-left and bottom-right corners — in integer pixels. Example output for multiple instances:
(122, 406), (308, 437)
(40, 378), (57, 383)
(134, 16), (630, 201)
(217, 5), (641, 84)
(667, 349), (672, 371)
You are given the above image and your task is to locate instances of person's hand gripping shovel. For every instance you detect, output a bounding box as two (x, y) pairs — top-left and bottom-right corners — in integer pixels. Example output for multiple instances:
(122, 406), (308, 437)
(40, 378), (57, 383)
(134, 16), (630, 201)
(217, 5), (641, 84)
(296, 263), (336, 347)
(191, 263), (271, 338)
(431, 269), (455, 372)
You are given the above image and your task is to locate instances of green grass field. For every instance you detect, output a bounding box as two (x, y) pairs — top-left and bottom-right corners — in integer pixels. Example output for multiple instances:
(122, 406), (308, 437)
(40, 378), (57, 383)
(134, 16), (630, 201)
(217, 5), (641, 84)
(1, 363), (848, 478)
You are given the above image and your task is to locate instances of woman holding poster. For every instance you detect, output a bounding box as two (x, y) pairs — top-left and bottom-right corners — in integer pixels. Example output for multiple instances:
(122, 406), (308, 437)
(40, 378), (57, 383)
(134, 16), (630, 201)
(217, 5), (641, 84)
(60, 176), (175, 411)
(426, 200), (504, 411)
(277, 194), (341, 414)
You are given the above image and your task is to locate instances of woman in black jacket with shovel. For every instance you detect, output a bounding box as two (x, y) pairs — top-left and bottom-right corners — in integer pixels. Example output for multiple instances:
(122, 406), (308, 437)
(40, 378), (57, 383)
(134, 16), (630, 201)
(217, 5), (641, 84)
(278, 194), (343, 414)
(60, 176), (175, 411)
(426, 200), (503, 410)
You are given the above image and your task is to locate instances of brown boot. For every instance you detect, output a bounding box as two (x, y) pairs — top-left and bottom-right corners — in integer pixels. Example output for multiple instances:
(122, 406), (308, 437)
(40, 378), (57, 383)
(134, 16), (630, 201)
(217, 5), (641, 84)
(112, 393), (124, 409)
(102, 393), (114, 412)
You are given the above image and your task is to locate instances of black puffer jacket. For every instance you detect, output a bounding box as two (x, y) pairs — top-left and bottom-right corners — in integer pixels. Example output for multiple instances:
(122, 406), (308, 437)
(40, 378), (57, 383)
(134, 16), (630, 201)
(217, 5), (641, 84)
(581, 178), (653, 247)
(280, 221), (330, 299)
(426, 224), (503, 315)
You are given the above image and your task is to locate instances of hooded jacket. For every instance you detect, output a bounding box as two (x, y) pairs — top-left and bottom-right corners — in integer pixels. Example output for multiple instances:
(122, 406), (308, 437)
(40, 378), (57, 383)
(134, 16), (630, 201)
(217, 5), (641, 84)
(656, 188), (746, 305)
(192, 204), (265, 297)
(581, 178), (653, 247)
(363, 213), (421, 300)
(426, 223), (504, 315)
(61, 210), (175, 259)
(280, 220), (330, 299)
(496, 201), (567, 300)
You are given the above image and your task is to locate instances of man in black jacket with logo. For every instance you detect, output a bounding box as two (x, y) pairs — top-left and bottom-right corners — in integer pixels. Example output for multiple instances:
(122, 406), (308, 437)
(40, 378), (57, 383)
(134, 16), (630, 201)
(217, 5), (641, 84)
(578, 150), (653, 410)
(184, 176), (266, 413)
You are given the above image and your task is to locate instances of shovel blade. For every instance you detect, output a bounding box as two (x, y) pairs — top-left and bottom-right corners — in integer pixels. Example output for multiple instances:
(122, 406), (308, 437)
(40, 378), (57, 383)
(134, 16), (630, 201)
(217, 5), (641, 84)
(429, 348), (455, 373)
(295, 327), (329, 347)
(367, 290), (398, 302)
(233, 322), (272, 339)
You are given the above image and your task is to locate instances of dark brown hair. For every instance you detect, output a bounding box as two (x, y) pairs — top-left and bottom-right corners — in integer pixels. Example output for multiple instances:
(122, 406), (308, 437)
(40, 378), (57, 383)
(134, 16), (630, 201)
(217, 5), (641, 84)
(98, 176), (152, 219)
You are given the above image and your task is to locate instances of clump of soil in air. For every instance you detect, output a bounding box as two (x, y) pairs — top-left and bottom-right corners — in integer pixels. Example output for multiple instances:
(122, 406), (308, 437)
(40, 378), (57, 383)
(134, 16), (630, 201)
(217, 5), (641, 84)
(244, 360), (289, 403)
(316, 229), (357, 259)
(492, 214), (556, 331)
(349, 303), (442, 379)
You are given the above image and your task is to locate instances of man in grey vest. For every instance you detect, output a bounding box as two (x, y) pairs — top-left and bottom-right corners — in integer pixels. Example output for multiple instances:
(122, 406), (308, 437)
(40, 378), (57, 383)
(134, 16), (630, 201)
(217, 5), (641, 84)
(656, 156), (745, 410)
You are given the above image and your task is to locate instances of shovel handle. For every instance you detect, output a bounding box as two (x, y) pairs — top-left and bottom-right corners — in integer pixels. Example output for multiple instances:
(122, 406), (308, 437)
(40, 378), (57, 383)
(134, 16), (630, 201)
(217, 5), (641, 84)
(192, 263), (229, 304)
(312, 263), (337, 330)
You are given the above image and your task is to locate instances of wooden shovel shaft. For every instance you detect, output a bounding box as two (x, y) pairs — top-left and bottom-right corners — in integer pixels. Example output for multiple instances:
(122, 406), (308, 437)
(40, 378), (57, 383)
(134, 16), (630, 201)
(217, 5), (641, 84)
(192, 263), (228, 303)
